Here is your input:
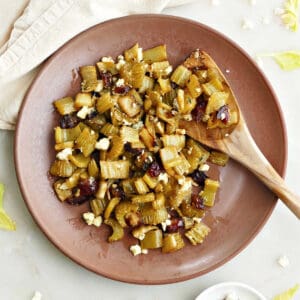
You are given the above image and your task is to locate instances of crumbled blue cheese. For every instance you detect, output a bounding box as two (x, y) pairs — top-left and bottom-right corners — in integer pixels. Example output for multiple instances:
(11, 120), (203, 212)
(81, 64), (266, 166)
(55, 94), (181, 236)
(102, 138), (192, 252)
(83, 212), (95, 226)
(77, 106), (95, 119)
(242, 19), (255, 30)
(101, 56), (114, 63)
(277, 255), (290, 268)
(182, 114), (192, 121)
(56, 148), (72, 160)
(95, 138), (110, 150)
(181, 178), (192, 192)
(93, 216), (103, 227)
(199, 164), (210, 172)
(94, 80), (104, 92)
(132, 121), (144, 129)
(225, 291), (239, 300)
(161, 219), (172, 231)
(165, 65), (173, 75)
(225, 69), (230, 74)
(141, 249), (148, 254)
(158, 173), (168, 184)
(130, 244), (142, 256)
(32, 291), (42, 300)
(116, 78), (125, 87)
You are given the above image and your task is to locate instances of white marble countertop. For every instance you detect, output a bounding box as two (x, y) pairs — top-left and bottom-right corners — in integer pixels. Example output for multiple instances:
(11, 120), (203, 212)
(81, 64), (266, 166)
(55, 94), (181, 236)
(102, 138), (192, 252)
(1, 1), (300, 299)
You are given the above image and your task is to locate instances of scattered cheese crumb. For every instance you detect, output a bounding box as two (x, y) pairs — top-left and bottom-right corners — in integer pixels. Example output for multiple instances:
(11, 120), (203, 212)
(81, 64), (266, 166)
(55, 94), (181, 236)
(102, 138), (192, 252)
(94, 80), (104, 92)
(56, 148), (72, 160)
(277, 255), (290, 268)
(77, 106), (95, 119)
(93, 216), (103, 227)
(116, 78), (125, 87)
(95, 138), (110, 150)
(32, 291), (42, 300)
(187, 147), (193, 155)
(182, 114), (192, 121)
(261, 16), (271, 25)
(83, 212), (95, 226)
(158, 173), (168, 184)
(141, 249), (148, 254)
(225, 69), (230, 73)
(199, 164), (210, 172)
(211, 0), (220, 6)
(130, 244), (142, 256)
(116, 58), (126, 70)
(137, 47), (143, 62)
(193, 217), (202, 223)
(137, 233), (145, 240)
(242, 19), (255, 30)
(101, 56), (114, 63)
(225, 133), (230, 137)
(161, 219), (172, 231)
(225, 291), (239, 300)
(249, 0), (256, 6)
(165, 66), (173, 75)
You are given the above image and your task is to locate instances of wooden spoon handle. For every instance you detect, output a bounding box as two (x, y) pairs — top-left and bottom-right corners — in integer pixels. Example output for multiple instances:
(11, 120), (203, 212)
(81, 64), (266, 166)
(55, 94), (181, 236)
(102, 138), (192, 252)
(227, 127), (300, 219)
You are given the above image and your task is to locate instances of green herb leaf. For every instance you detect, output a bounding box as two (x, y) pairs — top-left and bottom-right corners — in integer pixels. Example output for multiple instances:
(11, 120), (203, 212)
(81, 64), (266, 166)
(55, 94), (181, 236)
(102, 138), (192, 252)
(273, 284), (300, 300)
(260, 51), (300, 71)
(0, 183), (16, 231)
(281, 0), (299, 31)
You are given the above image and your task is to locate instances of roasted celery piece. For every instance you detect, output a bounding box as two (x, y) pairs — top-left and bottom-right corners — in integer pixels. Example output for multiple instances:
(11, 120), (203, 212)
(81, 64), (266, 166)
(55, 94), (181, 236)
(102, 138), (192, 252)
(74, 93), (93, 108)
(150, 61), (171, 78)
(115, 201), (139, 227)
(202, 77), (224, 96)
(54, 125), (81, 143)
(132, 192), (155, 203)
(118, 95), (141, 117)
(96, 180), (108, 199)
(171, 65), (191, 87)
(187, 74), (202, 98)
(88, 158), (99, 178)
(205, 92), (228, 115)
(158, 78), (171, 94)
(195, 69), (208, 83)
(209, 151), (229, 166)
(134, 178), (149, 195)
(120, 126), (139, 143)
(152, 193), (165, 210)
(50, 160), (76, 177)
(180, 201), (205, 218)
(120, 62), (145, 88)
(59, 169), (84, 190)
(54, 180), (72, 201)
(90, 198), (107, 216)
(143, 45), (167, 63)
(76, 127), (98, 157)
(182, 93), (196, 114)
(96, 61), (118, 75)
(69, 153), (90, 168)
(80, 65), (98, 92)
(185, 222), (210, 245)
(160, 146), (182, 169)
(169, 177), (192, 208)
(139, 127), (156, 151)
(100, 122), (119, 137)
(140, 229), (163, 249)
(100, 160), (130, 179)
(104, 218), (124, 242)
(142, 173), (158, 189)
(54, 141), (74, 151)
(141, 205), (168, 225)
(161, 134), (185, 151)
(139, 76), (154, 93)
(183, 139), (210, 172)
(96, 92), (114, 114)
(162, 232), (185, 253)
(121, 179), (136, 194)
(200, 179), (220, 207)
(156, 102), (176, 126)
(106, 136), (124, 160)
(173, 153), (191, 175)
(54, 97), (76, 115)
(104, 197), (120, 220)
(86, 114), (107, 131)
(154, 120), (165, 136)
(124, 43), (142, 62)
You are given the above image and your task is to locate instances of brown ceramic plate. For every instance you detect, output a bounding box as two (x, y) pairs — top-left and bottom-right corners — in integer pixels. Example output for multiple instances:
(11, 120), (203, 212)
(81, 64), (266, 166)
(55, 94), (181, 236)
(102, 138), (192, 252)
(15, 15), (287, 284)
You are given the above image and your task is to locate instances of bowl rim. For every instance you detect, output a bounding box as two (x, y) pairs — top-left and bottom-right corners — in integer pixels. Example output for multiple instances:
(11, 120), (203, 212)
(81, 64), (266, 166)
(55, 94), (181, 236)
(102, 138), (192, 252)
(14, 14), (288, 284)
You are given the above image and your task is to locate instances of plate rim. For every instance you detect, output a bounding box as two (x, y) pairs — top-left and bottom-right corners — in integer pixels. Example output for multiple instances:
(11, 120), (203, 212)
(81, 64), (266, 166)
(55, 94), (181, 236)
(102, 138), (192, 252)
(14, 14), (288, 284)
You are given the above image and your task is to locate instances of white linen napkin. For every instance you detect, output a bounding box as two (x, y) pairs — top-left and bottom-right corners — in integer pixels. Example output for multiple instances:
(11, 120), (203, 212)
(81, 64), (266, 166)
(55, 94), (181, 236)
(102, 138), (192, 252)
(0, 0), (195, 130)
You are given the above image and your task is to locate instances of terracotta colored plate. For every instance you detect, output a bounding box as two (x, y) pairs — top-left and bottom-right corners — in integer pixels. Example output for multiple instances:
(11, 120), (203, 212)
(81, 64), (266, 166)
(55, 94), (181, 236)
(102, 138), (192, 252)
(14, 15), (287, 284)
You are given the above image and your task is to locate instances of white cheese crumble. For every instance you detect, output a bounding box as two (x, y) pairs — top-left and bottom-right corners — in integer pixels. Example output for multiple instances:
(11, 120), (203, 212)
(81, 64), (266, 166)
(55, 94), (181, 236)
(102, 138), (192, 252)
(187, 147), (193, 155)
(211, 0), (220, 6)
(56, 148), (72, 160)
(193, 217), (202, 223)
(199, 164), (210, 172)
(130, 244), (142, 256)
(132, 121), (144, 129)
(93, 216), (103, 227)
(94, 80), (104, 92)
(141, 249), (148, 254)
(161, 219), (172, 231)
(225, 69), (230, 73)
(101, 56), (114, 63)
(165, 66), (173, 75)
(225, 291), (239, 300)
(32, 291), (42, 300)
(158, 173), (168, 184)
(177, 177), (185, 185)
(77, 106), (95, 119)
(182, 114), (192, 121)
(277, 255), (290, 268)
(83, 212), (95, 226)
(95, 138), (110, 150)
(116, 58), (126, 70)
(242, 19), (255, 30)
(116, 78), (125, 87)
(181, 178), (192, 192)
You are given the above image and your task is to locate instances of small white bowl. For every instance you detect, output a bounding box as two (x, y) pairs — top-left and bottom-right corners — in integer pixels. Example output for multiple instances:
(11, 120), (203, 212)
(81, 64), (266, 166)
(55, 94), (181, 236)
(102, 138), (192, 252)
(195, 282), (267, 300)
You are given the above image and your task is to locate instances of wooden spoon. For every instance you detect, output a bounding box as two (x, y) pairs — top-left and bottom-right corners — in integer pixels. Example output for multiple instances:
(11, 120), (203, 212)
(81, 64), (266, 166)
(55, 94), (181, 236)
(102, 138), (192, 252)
(180, 50), (300, 219)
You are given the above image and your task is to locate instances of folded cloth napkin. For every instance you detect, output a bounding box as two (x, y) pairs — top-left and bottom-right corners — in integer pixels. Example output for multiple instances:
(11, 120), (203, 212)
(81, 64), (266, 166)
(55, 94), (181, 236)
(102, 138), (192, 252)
(0, 0), (195, 130)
